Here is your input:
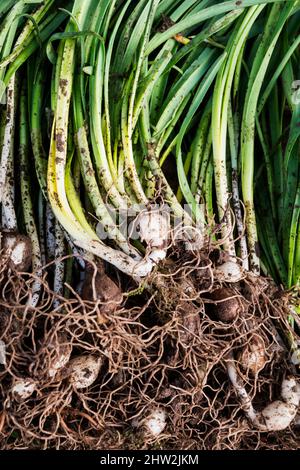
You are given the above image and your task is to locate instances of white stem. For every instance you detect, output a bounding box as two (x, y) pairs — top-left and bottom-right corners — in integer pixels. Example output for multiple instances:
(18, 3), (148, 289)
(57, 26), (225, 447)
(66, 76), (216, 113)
(2, 184), (17, 230)
(0, 75), (16, 204)
(226, 353), (259, 425)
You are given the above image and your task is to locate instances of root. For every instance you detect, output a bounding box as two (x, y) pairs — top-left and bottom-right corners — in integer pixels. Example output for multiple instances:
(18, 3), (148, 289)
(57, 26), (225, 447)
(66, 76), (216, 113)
(0, 243), (299, 450)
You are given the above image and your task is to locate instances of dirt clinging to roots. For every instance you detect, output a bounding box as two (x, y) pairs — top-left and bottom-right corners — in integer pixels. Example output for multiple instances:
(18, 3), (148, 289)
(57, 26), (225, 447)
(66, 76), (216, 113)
(0, 247), (299, 450)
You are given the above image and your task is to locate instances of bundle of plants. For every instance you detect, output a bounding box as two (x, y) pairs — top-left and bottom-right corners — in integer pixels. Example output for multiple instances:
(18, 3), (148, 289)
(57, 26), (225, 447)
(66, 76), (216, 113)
(0, 0), (300, 449)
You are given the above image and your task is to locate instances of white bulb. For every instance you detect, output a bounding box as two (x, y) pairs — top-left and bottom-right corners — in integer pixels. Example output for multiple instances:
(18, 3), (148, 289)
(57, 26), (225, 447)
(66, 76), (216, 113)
(69, 355), (102, 390)
(145, 409), (166, 436)
(12, 378), (36, 400)
(262, 401), (298, 431)
(215, 261), (244, 282)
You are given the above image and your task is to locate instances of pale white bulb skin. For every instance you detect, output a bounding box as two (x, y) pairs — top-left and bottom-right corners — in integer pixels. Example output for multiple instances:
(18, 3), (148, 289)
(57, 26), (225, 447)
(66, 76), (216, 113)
(68, 355), (102, 390)
(12, 378), (36, 400)
(144, 409), (167, 437)
(215, 261), (244, 282)
(261, 401), (298, 431)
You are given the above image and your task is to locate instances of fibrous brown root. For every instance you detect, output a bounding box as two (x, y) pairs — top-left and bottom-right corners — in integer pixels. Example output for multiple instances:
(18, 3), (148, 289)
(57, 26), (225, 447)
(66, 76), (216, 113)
(0, 246), (299, 450)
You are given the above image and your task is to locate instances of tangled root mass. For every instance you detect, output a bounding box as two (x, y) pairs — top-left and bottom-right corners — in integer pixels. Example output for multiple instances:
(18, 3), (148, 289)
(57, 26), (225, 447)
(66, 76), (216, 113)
(0, 245), (299, 450)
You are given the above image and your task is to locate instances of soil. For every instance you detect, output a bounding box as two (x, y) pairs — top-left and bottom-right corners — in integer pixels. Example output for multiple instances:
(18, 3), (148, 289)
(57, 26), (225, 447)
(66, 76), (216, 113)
(0, 244), (299, 450)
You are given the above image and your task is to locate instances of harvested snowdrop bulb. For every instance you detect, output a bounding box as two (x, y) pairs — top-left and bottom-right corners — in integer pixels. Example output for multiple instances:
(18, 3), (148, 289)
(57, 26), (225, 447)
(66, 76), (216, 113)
(11, 378), (36, 400)
(239, 337), (267, 375)
(210, 288), (243, 322)
(280, 377), (300, 407)
(48, 336), (72, 378)
(68, 355), (102, 390)
(144, 408), (167, 437)
(261, 378), (300, 431)
(214, 261), (244, 283)
(261, 401), (298, 431)
(1, 232), (32, 271)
